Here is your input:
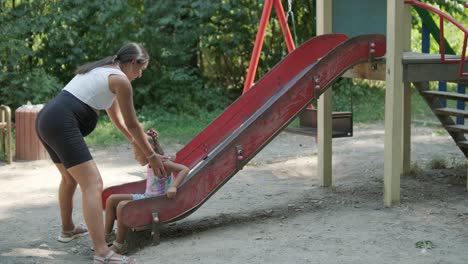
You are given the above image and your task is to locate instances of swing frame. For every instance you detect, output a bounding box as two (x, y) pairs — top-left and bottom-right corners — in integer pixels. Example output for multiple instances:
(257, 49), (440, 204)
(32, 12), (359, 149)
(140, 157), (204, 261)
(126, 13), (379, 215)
(243, 0), (296, 92)
(244, 0), (353, 138)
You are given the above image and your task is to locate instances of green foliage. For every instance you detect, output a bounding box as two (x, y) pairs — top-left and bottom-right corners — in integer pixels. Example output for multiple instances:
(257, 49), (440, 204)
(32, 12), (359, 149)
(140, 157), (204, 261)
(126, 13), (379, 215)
(1, 0), (465, 117)
(85, 107), (222, 146)
(0, 0), (318, 112)
(332, 79), (386, 123)
(409, 0), (468, 54)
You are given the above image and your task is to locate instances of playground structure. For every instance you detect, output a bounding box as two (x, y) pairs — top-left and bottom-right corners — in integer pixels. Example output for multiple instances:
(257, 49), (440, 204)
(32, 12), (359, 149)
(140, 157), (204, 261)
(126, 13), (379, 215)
(102, 0), (468, 242)
(0, 105), (12, 164)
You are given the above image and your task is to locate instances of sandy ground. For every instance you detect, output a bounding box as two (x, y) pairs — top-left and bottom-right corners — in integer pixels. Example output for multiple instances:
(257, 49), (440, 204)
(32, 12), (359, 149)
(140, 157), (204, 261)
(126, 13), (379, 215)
(0, 123), (467, 264)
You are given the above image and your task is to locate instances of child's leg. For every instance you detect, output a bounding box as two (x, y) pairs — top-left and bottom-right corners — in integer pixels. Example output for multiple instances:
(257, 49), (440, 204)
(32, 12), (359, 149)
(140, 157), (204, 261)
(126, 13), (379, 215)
(104, 194), (132, 234)
(115, 200), (131, 244)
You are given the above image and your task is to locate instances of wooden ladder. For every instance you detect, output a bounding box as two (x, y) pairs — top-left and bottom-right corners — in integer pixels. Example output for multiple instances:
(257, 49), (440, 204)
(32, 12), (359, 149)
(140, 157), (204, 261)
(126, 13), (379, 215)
(414, 82), (468, 157)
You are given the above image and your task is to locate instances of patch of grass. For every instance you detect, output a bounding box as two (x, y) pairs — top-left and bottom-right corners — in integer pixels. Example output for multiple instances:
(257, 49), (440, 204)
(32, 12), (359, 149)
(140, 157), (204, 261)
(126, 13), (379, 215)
(407, 162), (423, 176)
(415, 240), (434, 250)
(85, 108), (223, 147)
(427, 157), (447, 170)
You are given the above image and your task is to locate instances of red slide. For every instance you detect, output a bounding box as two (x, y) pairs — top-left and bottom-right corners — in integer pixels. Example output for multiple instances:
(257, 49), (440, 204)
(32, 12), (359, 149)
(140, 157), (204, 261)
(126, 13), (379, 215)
(102, 34), (385, 229)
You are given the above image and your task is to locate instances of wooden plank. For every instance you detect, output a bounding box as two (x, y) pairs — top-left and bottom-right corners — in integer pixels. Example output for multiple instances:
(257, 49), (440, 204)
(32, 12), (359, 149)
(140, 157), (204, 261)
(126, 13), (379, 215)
(404, 63), (467, 82)
(457, 141), (468, 148)
(434, 107), (468, 118)
(403, 52), (461, 63)
(422, 90), (468, 101)
(446, 125), (468, 133)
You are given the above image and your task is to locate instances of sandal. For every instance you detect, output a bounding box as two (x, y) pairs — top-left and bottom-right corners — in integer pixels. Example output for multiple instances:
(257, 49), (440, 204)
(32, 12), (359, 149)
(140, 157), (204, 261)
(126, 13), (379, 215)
(93, 250), (137, 264)
(109, 241), (129, 255)
(90, 231), (117, 251)
(57, 224), (89, 243)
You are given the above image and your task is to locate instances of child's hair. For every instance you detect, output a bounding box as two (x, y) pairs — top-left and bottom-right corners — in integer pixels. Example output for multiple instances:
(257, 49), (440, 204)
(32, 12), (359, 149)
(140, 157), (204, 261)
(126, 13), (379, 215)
(146, 129), (164, 155)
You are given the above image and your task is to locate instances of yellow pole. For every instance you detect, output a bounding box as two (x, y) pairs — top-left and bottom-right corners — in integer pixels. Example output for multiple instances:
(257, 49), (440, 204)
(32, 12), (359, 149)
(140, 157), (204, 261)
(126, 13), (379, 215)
(317, 0), (333, 187)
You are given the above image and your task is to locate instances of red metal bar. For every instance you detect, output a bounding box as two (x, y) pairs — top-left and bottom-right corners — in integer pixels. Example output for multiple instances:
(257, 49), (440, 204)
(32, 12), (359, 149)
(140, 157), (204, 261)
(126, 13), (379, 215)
(461, 35), (468, 76)
(242, 0), (273, 93)
(273, 0), (295, 52)
(405, 0), (468, 77)
(243, 0), (298, 93)
(405, 0), (467, 33)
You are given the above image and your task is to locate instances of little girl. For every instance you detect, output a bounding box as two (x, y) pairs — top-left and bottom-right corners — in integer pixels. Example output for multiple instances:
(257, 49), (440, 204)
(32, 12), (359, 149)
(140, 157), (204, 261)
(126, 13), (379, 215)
(104, 129), (189, 254)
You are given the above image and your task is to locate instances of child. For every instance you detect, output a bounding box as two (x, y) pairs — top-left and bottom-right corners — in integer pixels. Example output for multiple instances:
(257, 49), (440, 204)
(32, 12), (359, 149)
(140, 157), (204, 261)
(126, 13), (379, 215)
(104, 129), (189, 254)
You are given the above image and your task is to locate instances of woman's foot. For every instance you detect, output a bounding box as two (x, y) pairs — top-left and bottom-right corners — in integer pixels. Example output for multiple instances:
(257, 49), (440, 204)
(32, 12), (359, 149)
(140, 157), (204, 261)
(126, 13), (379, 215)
(57, 224), (89, 243)
(93, 250), (137, 264)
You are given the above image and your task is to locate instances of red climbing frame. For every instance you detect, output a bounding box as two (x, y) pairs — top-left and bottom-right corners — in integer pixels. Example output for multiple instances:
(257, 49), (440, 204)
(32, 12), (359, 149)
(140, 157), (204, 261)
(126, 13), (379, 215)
(405, 0), (468, 77)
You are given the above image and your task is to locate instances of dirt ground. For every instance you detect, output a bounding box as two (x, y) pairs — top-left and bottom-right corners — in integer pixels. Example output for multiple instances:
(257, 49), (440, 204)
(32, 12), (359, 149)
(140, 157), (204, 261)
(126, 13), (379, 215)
(0, 122), (467, 264)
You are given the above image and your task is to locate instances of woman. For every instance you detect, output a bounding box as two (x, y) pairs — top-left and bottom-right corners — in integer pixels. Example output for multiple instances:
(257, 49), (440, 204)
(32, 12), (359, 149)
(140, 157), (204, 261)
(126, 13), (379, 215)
(36, 42), (164, 264)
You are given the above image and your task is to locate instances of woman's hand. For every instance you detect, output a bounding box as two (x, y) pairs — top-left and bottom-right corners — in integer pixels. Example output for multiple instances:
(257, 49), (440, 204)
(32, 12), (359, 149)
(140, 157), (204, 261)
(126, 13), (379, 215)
(166, 186), (177, 199)
(131, 142), (148, 166)
(148, 154), (166, 178)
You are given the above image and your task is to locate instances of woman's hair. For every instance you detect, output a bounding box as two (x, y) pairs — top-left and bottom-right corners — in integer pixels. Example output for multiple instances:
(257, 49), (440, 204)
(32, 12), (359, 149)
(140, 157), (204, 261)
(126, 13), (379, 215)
(75, 42), (149, 74)
(146, 129), (164, 155)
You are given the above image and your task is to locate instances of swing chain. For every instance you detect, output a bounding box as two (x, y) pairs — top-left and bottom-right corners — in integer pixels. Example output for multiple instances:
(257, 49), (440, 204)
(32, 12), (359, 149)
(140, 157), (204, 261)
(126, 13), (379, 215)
(285, 0), (298, 46)
(286, 0), (293, 22)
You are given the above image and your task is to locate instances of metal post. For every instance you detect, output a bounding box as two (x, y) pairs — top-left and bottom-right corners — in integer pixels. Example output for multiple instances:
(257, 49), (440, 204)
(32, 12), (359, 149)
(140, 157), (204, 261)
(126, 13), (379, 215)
(243, 0), (273, 93)
(457, 84), (466, 124)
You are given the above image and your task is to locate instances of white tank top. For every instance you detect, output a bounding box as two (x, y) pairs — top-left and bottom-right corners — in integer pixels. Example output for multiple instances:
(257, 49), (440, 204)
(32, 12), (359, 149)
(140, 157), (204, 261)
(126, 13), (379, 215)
(63, 67), (127, 110)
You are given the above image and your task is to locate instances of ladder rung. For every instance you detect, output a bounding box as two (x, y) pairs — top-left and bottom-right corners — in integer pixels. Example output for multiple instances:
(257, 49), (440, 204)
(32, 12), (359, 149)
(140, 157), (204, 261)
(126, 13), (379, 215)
(422, 90), (468, 101)
(446, 125), (468, 133)
(434, 107), (468, 117)
(457, 140), (468, 148)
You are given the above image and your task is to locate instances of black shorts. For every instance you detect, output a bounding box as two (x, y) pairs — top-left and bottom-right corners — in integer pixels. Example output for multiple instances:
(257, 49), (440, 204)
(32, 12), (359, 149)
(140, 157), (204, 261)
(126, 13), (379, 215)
(35, 90), (98, 168)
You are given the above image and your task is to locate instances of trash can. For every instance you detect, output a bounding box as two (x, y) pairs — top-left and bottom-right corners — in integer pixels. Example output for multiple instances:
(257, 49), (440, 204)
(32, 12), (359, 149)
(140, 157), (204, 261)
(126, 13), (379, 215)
(15, 103), (49, 161)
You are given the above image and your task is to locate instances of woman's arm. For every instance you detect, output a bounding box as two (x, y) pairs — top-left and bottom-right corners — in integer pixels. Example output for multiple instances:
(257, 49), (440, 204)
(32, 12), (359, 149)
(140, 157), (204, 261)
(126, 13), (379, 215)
(107, 100), (148, 165)
(108, 74), (166, 177)
(106, 100), (133, 143)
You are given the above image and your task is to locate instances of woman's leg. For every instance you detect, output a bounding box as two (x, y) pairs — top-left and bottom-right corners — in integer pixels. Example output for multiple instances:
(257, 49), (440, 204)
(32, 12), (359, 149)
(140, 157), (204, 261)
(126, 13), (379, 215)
(55, 163), (77, 231)
(105, 194), (132, 234)
(67, 159), (108, 257)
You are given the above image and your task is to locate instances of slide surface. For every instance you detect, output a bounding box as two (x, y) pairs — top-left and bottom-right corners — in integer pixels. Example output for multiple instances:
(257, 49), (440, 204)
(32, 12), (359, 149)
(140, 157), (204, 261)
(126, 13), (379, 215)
(102, 34), (385, 228)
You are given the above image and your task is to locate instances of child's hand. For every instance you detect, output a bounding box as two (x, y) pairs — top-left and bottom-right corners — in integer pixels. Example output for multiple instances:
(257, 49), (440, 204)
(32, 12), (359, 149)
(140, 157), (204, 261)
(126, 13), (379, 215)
(166, 186), (177, 199)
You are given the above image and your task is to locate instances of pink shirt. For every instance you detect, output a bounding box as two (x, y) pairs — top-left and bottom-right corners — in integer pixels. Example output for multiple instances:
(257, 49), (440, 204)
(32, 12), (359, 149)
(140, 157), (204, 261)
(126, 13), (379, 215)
(145, 166), (174, 196)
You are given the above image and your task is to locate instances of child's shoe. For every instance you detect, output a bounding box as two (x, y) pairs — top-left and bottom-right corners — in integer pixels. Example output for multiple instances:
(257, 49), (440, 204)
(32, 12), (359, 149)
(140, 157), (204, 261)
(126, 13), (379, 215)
(109, 241), (128, 255)
(57, 224), (88, 243)
(105, 231), (116, 245)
